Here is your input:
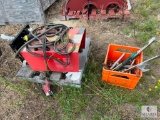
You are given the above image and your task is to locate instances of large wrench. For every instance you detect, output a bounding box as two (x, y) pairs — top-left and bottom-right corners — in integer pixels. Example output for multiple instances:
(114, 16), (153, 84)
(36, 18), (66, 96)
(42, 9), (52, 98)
(124, 55), (160, 72)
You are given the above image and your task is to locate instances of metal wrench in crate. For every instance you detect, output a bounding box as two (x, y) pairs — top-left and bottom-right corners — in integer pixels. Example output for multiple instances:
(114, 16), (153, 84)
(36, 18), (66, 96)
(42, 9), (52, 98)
(124, 55), (160, 72)
(115, 37), (156, 71)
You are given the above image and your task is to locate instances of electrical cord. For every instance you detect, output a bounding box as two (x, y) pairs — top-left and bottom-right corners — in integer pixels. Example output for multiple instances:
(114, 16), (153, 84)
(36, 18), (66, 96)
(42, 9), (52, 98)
(15, 25), (59, 57)
(16, 24), (76, 67)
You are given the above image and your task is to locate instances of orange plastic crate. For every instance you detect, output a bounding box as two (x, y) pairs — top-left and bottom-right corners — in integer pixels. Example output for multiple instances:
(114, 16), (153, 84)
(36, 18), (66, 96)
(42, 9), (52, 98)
(102, 44), (143, 89)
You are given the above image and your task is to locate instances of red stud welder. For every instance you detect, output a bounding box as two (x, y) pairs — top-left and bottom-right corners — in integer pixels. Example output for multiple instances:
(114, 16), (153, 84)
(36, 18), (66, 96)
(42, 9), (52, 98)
(9, 24), (90, 96)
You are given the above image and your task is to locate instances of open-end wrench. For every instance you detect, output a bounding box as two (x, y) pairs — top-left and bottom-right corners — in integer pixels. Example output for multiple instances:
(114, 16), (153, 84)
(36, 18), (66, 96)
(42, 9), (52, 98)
(124, 55), (160, 72)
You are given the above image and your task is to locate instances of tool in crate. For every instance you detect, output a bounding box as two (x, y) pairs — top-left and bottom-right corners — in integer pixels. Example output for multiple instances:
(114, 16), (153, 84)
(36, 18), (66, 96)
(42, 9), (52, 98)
(111, 37), (157, 72)
(102, 38), (159, 89)
(9, 24), (90, 96)
(102, 44), (143, 89)
(61, 0), (131, 20)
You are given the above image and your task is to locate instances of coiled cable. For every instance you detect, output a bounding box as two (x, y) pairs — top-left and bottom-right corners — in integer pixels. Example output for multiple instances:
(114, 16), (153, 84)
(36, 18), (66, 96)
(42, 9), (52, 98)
(16, 24), (76, 67)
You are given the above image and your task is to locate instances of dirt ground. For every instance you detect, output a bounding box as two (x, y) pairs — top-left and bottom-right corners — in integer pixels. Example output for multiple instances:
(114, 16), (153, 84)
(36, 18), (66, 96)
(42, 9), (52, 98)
(0, 0), (160, 119)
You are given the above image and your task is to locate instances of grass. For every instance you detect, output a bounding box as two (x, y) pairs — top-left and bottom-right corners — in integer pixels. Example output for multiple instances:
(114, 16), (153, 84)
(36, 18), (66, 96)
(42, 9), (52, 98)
(0, 0), (160, 119)
(0, 77), (47, 99)
(0, 77), (30, 97)
(42, 45), (159, 119)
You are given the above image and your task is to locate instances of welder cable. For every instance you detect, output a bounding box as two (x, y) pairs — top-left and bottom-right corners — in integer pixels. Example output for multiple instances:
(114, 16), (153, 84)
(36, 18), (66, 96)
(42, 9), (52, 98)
(32, 24), (65, 37)
(15, 25), (59, 57)
(42, 37), (50, 71)
(28, 26), (75, 55)
(53, 27), (76, 55)
(15, 24), (68, 56)
(26, 47), (68, 66)
(25, 25), (71, 66)
(26, 38), (71, 65)
(16, 24), (75, 66)
(27, 25), (69, 48)
(54, 39), (75, 55)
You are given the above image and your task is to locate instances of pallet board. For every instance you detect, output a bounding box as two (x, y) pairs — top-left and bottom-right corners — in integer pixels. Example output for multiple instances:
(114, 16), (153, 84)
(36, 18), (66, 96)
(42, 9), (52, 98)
(0, 0), (56, 25)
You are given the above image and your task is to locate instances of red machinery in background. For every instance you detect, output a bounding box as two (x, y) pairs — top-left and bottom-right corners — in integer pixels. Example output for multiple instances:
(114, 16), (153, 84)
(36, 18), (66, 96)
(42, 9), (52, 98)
(61, 0), (131, 20)
(9, 24), (90, 96)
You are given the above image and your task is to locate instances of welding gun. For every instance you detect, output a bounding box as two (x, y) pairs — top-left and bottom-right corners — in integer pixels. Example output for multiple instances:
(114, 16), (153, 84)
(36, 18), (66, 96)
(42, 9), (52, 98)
(42, 80), (53, 96)
(115, 37), (156, 71)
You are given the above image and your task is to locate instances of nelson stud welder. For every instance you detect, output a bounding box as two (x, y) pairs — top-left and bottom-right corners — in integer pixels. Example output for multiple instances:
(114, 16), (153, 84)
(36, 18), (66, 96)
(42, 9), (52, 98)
(9, 24), (90, 96)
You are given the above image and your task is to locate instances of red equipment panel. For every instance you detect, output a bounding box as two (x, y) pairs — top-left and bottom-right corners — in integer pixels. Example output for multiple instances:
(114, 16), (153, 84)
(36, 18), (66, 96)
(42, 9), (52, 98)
(20, 28), (86, 72)
(61, 0), (130, 20)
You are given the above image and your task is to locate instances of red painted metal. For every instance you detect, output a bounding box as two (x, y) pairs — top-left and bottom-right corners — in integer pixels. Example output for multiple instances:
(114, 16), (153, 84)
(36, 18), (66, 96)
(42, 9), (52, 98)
(61, 0), (130, 20)
(20, 28), (86, 72)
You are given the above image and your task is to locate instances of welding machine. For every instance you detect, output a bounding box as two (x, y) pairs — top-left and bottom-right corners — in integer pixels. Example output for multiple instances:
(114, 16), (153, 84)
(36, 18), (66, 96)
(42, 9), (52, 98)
(9, 24), (90, 96)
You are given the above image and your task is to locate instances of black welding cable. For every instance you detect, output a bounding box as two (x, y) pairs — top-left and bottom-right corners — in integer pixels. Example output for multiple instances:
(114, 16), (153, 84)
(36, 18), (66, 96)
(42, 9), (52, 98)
(16, 24), (75, 66)
(15, 24), (68, 57)
(32, 24), (64, 37)
(26, 41), (72, 66)
(53, 27), (76, 55)
(26, 47), (68, 66)
(42, 37), (50, 71)
(27, 26), (69, 49)
(26, 43), (69, 66)
(27, 42), (53, 48)
(15, 26), (58, 57)
(42, 37), (47, 62)
(54, 39), (75, 55)
(28, 25), (75, 55)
